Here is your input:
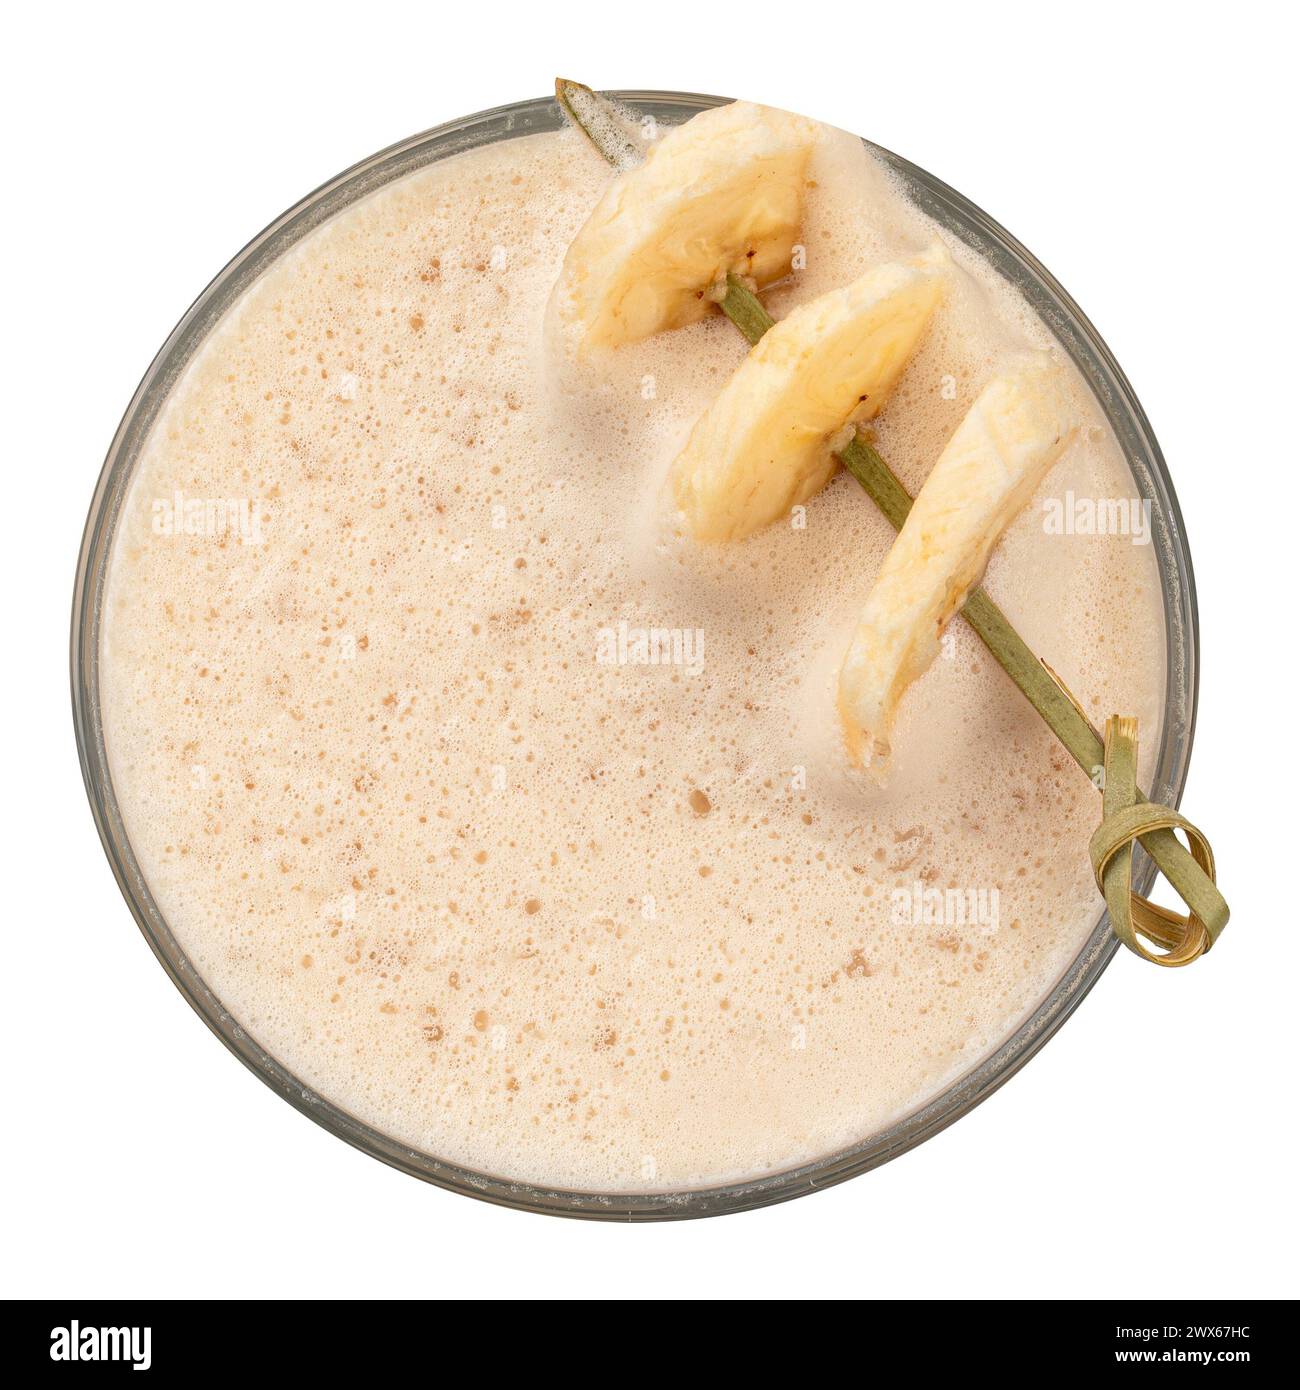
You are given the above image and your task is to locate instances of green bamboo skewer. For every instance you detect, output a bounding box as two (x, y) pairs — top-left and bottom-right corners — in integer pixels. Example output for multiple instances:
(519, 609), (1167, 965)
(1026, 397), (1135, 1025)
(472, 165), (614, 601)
(555, 76), (643, 169)
(717, 269), (1217, 944)
(558, 81), (1227, 958)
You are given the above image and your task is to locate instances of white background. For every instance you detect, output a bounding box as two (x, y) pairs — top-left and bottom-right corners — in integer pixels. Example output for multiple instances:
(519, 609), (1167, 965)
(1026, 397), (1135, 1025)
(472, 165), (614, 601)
(4, 0), (1296, 1300)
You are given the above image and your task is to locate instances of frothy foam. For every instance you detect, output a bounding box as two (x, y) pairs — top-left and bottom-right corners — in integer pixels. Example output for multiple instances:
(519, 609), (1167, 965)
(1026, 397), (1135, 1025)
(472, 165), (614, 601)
(100, 120), (1165, 1191)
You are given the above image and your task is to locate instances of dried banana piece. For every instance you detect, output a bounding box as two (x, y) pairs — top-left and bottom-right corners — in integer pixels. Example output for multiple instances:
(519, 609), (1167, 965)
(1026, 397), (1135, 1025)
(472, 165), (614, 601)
(838, 356), (1075, 773)
(549, 102), (820, 354)
(670, 248), (948, 542)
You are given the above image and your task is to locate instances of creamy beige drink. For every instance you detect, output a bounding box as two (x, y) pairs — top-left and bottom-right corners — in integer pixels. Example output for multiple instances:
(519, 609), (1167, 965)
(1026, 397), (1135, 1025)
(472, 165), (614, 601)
(100, 115), (1165, 1191)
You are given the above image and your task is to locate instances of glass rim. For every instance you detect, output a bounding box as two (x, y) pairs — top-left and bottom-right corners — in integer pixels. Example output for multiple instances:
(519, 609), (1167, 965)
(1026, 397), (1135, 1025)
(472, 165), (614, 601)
(70, 90), (1199, 1220)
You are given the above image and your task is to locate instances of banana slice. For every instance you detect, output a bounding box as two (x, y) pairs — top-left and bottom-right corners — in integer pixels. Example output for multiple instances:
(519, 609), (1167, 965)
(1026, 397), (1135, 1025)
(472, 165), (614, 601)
(549, 101), (820, 354)
(837, 356), (1075, 773)
(670, 248), (948, 542)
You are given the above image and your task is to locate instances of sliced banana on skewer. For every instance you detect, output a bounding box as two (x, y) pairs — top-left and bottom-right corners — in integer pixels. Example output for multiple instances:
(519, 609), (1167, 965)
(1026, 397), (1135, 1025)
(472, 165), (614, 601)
(548, 101), (821, 354)
(669, 247), (949, 542)
(838, 356), (1075, 774)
